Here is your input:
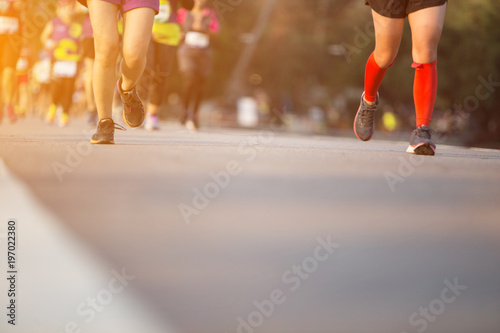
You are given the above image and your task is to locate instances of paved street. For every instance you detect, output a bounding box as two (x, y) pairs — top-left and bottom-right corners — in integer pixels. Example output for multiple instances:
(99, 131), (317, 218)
(1, 117), (499, 333)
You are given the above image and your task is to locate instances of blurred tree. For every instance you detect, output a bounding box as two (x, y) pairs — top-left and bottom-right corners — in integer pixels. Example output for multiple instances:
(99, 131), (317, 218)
(210, 0), (499, 145)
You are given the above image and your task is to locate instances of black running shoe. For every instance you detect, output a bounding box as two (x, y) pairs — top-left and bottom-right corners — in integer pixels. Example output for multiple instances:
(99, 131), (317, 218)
(90, 118), (126, 144)
(117, 79), (146, 128)
(354, 92), (378, 141)
(406, 125), (436, 156)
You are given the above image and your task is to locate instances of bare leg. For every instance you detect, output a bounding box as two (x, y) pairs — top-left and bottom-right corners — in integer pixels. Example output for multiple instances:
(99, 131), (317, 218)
(2, 67), (18, 122)
(362, 10), (406, 105)
(371, 9), (405, 68)
(84, 57), (95, 111)
(191, 75), (205, 122)
(148, 103), (159, 116)
(17, 82), (28, 115)
(146, 43), (175, 117)
(409, 4), (447, 128)
(354, 10), (405, 140)
(2, 67), (17, 105)
(87, 0), (120, 120)
(408, 4), (447, 63)
(143, 41), (157, 115)
(120, 8), (155, 91)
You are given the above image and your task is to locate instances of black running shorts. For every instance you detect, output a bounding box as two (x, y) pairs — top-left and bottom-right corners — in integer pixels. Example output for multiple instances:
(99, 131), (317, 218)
(365, 0), (447, 18)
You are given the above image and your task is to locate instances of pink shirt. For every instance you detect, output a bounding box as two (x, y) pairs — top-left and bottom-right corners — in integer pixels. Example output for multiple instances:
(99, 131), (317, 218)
(177, 8), (219, 33)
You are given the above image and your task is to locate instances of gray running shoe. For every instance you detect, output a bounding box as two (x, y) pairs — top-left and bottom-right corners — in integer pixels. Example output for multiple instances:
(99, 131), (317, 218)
(354, 92), (378, 141)
(117, 79), (146, 128)
(90, 118), (126, 145)
(406, 125), (436, 156)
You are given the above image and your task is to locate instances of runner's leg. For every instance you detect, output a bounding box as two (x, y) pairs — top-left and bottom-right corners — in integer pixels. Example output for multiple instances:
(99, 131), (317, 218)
(409, 3), (446, 64)
(354, 8), (405, 141)
(182, 72), (196, 121)
(87, 0), (120, 120)
(120, 8), (156, 91)
(148, 43), (175, 116)
(409, 3), (446, 127)
(138, 39), (156, 104)
(84, 57), (95, 112)
(365, 9), (405, 103)
(191, 73), (205, 123)
(61, 77), (76, 115)
(2, 67), (17, 107)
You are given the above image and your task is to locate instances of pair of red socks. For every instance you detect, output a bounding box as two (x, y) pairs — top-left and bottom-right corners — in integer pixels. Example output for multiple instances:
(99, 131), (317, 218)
(364, 52), (437, 127)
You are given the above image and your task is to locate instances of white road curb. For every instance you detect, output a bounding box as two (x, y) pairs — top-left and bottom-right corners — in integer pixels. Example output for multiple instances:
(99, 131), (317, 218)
(0, 159), (177, 333)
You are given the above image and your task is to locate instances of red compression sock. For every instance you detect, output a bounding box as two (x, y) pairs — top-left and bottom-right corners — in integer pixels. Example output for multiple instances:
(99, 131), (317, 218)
(413, 61), (437, 127)
(364, 52), (389, 103)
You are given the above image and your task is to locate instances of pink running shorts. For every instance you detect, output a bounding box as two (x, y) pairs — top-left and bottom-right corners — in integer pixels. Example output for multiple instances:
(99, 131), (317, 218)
(77, 0), (159, 14)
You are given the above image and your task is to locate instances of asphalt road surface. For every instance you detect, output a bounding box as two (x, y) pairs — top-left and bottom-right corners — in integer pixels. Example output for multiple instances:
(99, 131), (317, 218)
(1, 118), (499, 333)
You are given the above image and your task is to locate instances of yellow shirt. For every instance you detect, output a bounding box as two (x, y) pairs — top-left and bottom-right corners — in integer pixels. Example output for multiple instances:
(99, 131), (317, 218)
(152, 0), (181, 46)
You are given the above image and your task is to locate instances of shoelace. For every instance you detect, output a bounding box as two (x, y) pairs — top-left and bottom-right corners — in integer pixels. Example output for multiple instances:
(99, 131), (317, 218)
(98, 119), (127, 131)
(122, 89), (143, 112)
(113, 123), (127, 131)
(415, 126), (434, 138)
(360, 105), (376, 127)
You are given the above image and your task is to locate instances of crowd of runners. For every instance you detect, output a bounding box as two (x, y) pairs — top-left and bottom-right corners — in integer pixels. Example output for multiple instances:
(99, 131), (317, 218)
(1, 0), (448, 155)
(0, 0), (218, 134)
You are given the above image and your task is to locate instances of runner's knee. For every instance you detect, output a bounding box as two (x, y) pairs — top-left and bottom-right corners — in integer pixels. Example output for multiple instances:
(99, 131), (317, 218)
(412, 47), (437, 64)
(94, 37), (119, 67)
(373, 51), (397, 69)
(122, 47), (146, 70)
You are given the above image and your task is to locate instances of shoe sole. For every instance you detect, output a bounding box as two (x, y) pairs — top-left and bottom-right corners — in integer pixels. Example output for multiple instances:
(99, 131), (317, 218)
(123, 109), (145, 128)
(406, 142), (435, 156)
(353, 109), (374, 142)
(90, 138), (114, 145)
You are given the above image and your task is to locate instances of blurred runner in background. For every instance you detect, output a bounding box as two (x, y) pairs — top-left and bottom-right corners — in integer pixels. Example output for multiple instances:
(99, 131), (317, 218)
(0, 0), (26, 124)
(177, 0), (219, 131)
(15, 46), (31, 117)
(77, 0), (159, 144)
(140, 0), (194, 131)
(32, 50), (53, 118)
(41, 0), (83, 127)
(353, 0), (447, 156)
(78, 5), (97, 125)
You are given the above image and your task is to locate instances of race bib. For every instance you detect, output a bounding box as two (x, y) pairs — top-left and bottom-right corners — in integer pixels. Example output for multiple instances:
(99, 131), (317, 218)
(34, 59), (52, 84)
(155, 2), (171, 24)
(0, 16), (19, 34)
(53, 61), (77, 78)
(54, 38), (80, 62)
(185, 31), (210, 48)
(16, 58), (28, 71)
